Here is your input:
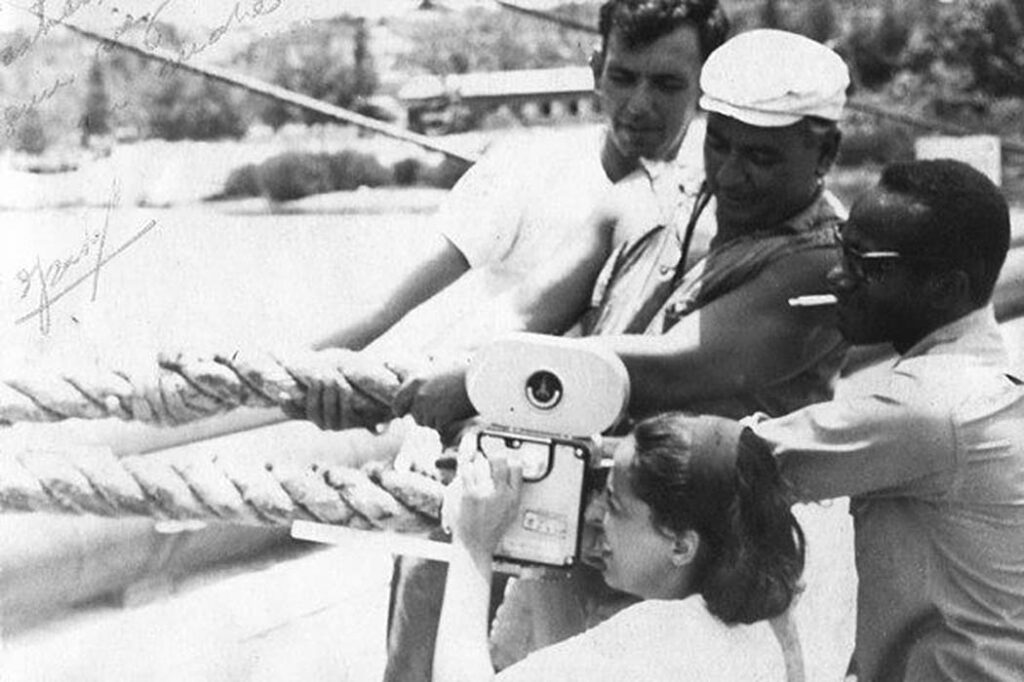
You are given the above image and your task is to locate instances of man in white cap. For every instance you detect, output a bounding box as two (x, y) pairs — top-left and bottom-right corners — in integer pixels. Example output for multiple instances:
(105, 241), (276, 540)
(396, 29), (856, 679)
(303, 0), (730, 427)
(399, 27), (851, 437)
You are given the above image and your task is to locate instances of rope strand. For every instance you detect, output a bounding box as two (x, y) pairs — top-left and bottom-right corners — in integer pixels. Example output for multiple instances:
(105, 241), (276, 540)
(0, 442), (444, 529)
(0, 350), (406, 431)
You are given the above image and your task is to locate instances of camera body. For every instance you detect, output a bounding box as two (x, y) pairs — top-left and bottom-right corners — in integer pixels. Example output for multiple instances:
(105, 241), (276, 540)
(466, 333), (629, 568)
(476, 428), (592, 567)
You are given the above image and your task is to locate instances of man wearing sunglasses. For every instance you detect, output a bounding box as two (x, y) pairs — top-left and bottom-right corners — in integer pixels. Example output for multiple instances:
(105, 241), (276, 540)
(752, 159), (1024, 681)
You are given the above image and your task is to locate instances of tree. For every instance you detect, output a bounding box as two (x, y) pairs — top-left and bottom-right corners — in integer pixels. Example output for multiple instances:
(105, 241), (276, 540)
(81, 58), (111, 144)
(233, 17), (381, 129)
(800, 0), (838, 44)
(353, 18), (377, 98)
(935, 0), (1024, 96)
(145, 72), (248, 141)
(839, 0), (911, 89)
(760, 0), (784, 30)
(392, 7), (585, 76)
(15, 108), (48, 155)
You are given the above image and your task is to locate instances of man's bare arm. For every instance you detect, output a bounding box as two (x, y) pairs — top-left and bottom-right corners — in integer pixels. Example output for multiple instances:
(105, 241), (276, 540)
(394, 207), (621, 428)
(429, 205), (621, 351)
(599, 248), (841, 416)
(313, 232), (471, 352)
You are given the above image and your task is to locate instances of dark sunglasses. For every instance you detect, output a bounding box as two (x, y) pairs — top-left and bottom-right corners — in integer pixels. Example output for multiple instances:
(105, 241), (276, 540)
(832, 223), (949, 280)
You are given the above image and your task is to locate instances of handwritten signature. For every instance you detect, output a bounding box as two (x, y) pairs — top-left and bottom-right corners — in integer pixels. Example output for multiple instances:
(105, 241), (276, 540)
(1, 0), (97, 67)
(14, 182), (159, 335)
(2, 0), (289, 139)
(95, 0), (285, 75)
(162, 0), (285, 76)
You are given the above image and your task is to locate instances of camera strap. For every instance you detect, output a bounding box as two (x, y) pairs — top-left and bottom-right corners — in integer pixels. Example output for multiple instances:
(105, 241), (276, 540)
(671, 181), (713, 290)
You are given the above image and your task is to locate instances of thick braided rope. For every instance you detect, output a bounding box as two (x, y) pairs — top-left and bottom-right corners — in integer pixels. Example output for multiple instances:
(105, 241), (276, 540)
(0, 442), (444, 530)
(0, 350), (404, 430)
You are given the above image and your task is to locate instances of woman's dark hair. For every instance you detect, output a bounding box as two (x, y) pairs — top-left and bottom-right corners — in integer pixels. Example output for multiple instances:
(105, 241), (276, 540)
(598, 0), (730, 62)
(629, 412), (805, 624)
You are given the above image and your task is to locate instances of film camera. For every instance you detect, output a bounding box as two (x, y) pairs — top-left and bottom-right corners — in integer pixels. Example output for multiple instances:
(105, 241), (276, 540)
(465, 333), (630, 568)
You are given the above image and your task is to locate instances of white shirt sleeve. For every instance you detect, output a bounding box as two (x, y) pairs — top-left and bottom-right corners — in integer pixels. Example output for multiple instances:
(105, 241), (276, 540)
(434, 139), (531, 267)
(750, 377), (958, 502)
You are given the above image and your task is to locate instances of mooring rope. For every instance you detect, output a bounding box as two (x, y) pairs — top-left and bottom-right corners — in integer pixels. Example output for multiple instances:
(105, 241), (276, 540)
(0, 350), (406, 431)
(0, 441), (444, 530)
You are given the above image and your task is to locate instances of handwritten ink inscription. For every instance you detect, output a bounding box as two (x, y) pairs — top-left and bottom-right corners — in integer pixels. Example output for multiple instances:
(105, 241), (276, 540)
(154, 0), (285, 75)
(1, 0), (98, 67)
(13, 183), (159, 335)
(2, 0), (289, 138)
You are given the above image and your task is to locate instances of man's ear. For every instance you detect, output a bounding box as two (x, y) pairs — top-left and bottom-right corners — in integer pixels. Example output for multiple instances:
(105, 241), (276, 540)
(670, 529), (700, 567)
(590, 48), (605, 90)
(925, 268), (972, 311)
(816, 129), (842, 178)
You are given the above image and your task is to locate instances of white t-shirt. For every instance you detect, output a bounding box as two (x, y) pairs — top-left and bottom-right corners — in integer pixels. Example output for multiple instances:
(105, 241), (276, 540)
(372, 126), (612, 355)
(438, 125), (611, 279)
(497, 596), (787, 682)
(376, 122), (705, 354)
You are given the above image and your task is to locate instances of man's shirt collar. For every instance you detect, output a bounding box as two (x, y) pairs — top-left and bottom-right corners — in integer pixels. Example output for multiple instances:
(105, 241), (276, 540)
(898, 304), (1009, 366)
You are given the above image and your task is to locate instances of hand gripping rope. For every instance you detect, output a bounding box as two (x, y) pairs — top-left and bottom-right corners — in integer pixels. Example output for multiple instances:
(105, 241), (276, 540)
(0, 350), (444, 531)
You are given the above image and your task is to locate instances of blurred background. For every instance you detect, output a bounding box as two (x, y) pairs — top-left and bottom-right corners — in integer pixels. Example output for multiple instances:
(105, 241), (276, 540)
(0, 1), (1022, 680)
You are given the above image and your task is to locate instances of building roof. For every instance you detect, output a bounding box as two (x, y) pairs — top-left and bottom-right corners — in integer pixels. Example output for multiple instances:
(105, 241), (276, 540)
(398, 66), (594, 102)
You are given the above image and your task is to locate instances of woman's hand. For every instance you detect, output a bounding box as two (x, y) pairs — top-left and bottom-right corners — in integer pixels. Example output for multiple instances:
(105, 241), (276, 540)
(445, 450), (524, 560)
(434, 449), (519, 682)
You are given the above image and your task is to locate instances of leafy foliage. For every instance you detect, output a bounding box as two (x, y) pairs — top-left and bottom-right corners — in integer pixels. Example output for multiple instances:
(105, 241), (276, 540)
(216, 150), (469, 202)
(254, 150), (396, 202)
(391, 5), (596, 76)
(1, 0), (1021, 162)
(14, 108), (49, 154)
(220, 163), (261, 199)
(324, 149), (393, 191)
(144, 70), (249, 141)
(760, 0), (783, 30)
(82, 59), (111, 141)
(799, 0), (839, 44)
(903, 0), (1024, 97)
(233, 17), (379, 129)
(839, 2), (913, 89)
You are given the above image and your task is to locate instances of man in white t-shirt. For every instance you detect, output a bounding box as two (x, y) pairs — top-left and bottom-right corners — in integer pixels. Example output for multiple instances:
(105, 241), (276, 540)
(302, 0), (729, 431)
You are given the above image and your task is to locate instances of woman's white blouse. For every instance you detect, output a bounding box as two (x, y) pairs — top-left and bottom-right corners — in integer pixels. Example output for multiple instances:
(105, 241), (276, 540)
(497, 595), (786, 682)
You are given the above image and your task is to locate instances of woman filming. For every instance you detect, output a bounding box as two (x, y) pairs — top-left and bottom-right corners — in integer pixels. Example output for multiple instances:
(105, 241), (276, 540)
(434, 412), (805, 681)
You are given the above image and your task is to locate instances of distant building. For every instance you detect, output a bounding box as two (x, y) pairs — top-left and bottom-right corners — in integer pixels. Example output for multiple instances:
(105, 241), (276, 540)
(398, 66), (600, 134)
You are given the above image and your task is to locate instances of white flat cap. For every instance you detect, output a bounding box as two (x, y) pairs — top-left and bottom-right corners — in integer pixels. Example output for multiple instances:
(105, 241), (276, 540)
(700, 29), (849, 127)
